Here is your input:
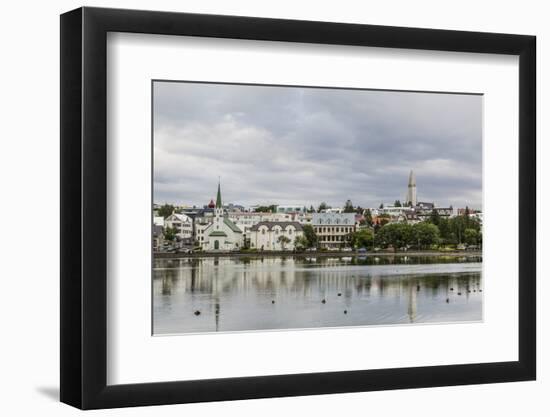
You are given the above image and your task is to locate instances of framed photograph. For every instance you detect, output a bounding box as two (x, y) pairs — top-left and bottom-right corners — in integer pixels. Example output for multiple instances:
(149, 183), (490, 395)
(60, 7), (536, 409)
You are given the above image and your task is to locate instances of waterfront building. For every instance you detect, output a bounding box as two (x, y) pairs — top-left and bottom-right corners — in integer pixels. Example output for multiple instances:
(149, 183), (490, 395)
(164, 212), (193, 240)
(312, 212), (356, 249)
(249, 221), (304, 251)
(227, 211), (308, 241)
(200, 182), (243, 251)
(152, 225), (165, 251)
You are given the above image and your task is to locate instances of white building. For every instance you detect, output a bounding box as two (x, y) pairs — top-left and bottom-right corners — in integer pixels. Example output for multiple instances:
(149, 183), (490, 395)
(228, 211), (306, 242)
(153, 216), (165, 227)
(312, 213), (356, 249)
(201, 182), (243, 251)
(164, 212), (193, 240)
(249, 221), (304, 251)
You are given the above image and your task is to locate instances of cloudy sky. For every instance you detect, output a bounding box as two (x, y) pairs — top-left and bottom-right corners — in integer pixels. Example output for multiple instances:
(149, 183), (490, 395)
(153, 81), (482, 210)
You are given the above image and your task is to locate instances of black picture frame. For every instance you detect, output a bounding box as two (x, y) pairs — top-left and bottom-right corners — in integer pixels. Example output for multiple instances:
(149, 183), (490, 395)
(60, 6), (536, 410)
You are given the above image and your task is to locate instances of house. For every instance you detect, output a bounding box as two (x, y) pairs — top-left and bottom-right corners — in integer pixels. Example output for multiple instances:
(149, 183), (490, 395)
(249, 221), (304, 251)
(200, 182), (243, 251)
(164, 212), (193, 240)
(312, 213), (356, 249)
(152, 225), (165, 251)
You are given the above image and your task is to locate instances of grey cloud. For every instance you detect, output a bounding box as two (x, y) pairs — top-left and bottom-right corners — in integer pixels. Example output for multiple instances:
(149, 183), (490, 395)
(154, 81), (482, 209)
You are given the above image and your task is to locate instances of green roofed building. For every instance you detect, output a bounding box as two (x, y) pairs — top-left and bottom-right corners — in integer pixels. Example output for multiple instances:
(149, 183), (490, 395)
(201, 180), (243, 251)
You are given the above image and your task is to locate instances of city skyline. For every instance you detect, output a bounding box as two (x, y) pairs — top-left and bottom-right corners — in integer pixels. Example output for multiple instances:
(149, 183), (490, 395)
(154, 82), (483, 209)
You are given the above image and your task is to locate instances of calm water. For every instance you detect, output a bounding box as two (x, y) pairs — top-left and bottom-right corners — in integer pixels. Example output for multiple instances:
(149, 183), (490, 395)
(153, 255), (482, 335)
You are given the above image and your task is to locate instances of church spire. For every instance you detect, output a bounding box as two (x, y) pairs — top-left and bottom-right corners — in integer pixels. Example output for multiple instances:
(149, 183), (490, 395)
(215, 179), (222, 209)
(406, 170), (417, 207)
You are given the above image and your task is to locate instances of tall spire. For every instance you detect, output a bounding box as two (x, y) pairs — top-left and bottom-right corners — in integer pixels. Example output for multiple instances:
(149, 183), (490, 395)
(406, 170), (417, 206)
(215, 179), (222, 209)
(408, 170), (416, 187)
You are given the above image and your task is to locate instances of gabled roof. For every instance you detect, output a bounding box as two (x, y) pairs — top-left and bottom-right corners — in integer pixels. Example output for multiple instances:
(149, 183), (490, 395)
(166, 213), (191, 222)
(223, 218), (242, 233)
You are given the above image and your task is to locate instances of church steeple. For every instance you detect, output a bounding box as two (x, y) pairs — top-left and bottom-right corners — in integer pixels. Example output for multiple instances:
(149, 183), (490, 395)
(216, 180), (222, 209)
(406, 170), (417, 207)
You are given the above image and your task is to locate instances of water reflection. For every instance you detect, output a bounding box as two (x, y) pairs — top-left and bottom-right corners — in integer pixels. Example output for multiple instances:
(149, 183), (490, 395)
(153, 255), (482, 335)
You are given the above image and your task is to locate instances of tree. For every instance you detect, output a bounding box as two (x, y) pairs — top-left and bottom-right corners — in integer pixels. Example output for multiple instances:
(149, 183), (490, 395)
(294, 235), (309, 251)
(254, 204), (277, 213)
(429, 209), (441, 226)
(308, 205), (316, 213)
(343, 199), (355, 213)
(375, 223), (414, 249)
(302, 224), (318, 248)
(318, 202), (328, 212)
(163, 226), (177, 242)
(412, 222), (440, 249)
(379, 203), (384, 209)
(277, 235), (291, 251)
(158, 204), (176, 218)
(364, 208), (373, 227)
(394, 200), (402, 207)
(351, 228), (374, 249)
(464, 228), (479, 246)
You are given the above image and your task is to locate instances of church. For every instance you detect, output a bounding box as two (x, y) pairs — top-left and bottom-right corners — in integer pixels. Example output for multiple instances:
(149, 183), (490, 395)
(201, 182), (244, 251)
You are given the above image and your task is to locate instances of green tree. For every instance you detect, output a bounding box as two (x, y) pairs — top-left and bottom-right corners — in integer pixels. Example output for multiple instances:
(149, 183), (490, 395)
(379, 203), (384, 209)
(302, 224), (318, 248)
(394, 200), (402, 207)
(294, 235), (309, 251)
(375, 223), (414, 249)
(464, 228), (479, 246)
(254, 205), (277, 213)
(163, 226), (177, 242)
(351, 228), (374, 249)
(437, 218), (454, 245)
(318, 202), (328, 212)
(412, 222), (440, 249)
(157, 204), (176, 218)
(429, 209), (441, 226)
(277, 235), (291, 251)
(364, 208), (373, 227)
(343, 199), (355, 213)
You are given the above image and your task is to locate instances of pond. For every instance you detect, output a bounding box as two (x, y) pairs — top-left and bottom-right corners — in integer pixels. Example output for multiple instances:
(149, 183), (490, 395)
(153, 255), (482, 335)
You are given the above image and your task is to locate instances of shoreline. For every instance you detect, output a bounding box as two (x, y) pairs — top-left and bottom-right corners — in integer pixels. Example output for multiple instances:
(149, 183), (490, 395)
(154, 250), (482, 260)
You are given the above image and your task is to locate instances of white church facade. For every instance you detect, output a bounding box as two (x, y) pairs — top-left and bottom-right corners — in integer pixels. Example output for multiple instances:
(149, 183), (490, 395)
(201, 182), (243, 251)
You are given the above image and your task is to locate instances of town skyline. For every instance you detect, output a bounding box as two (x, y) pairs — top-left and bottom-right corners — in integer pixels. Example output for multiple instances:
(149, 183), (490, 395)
(154, 81), (482, 209)
(153, 171), (480, 211)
